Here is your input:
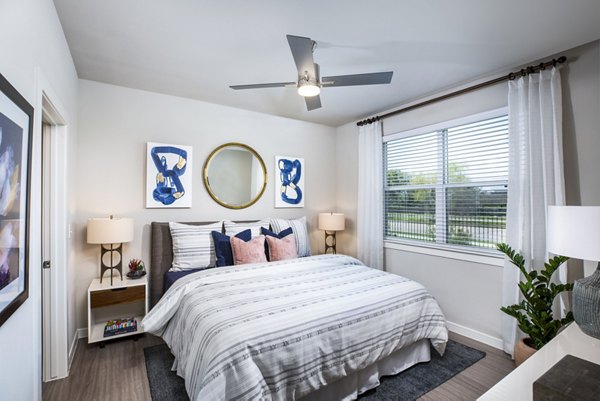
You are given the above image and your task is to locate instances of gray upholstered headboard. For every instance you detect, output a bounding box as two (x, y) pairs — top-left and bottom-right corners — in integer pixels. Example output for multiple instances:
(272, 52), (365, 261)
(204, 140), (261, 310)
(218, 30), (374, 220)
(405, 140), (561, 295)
(149, 220), (260, 308)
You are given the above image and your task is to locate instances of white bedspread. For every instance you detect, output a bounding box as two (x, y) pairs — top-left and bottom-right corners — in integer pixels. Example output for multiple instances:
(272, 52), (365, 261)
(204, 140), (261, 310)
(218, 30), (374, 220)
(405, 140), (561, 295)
(142, 254), (448, 401)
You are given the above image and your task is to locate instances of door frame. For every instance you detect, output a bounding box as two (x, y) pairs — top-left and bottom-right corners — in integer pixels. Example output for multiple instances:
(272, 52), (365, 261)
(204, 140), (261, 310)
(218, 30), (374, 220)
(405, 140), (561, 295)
(35, 68), (70, 382)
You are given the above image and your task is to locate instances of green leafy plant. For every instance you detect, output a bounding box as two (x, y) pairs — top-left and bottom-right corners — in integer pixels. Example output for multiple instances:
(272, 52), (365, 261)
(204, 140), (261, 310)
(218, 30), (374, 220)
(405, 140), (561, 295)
(497, 243), (574, 350)
(128, 258), (144, 272)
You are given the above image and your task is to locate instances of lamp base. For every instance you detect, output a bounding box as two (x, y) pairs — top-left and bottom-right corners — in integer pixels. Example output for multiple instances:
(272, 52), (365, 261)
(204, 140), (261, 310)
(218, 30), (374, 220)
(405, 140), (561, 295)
(100, 243), (123, 286)
(573, 263), (600, 339)
(324, 231), (337, 254)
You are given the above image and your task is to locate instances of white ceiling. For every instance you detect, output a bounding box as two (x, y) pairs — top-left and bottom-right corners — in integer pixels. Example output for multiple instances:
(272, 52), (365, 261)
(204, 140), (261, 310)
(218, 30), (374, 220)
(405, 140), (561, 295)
(53, 0), (600, 127)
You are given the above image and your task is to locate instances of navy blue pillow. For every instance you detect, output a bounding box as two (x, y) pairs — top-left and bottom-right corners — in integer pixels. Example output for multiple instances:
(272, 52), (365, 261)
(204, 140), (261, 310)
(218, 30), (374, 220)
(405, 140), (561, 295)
(261, 226), (293, 239)
(211, 229), (252, 267)
(261, 227), (293, 261)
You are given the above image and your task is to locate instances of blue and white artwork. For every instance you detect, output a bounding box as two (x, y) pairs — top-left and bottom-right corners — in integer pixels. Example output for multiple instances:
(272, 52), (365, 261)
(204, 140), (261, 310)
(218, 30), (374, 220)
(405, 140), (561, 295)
(275, 155), (304, 208)
(146, 142), (193, 208)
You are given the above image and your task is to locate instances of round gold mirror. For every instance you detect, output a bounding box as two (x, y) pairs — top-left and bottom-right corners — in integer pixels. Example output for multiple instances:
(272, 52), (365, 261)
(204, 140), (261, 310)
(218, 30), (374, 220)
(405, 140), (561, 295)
(203, 143), (267, 209)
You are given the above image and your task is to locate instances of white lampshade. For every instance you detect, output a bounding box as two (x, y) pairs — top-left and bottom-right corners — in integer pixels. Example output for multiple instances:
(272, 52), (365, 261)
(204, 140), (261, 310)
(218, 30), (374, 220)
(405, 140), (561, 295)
(87, 217), (134, 245)
(547, 206), (600, 261)
(318, 213), (345, 231)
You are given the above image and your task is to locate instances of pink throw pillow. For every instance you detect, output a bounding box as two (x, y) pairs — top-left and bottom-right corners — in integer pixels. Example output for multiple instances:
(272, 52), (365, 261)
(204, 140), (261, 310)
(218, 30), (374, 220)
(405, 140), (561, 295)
(266, 234), (298, 261)
(230, 235), (267, 265)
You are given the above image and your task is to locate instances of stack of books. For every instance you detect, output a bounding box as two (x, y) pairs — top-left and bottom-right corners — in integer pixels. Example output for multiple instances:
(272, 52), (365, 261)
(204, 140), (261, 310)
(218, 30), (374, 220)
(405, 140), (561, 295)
(104, 317), (137, 337)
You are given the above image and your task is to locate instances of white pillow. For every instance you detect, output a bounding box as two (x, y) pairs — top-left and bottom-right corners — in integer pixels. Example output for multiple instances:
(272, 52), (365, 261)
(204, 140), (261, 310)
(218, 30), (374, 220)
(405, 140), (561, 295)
(169, 221), (222, 271)
(224, 218), (270, 237)
(270, 216), (311, 257)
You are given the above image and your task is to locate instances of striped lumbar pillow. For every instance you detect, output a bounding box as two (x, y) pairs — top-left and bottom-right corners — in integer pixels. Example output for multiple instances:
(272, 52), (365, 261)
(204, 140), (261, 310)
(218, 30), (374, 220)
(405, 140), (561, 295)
(223, 218), (270, 238)
(270, 216), (311, 257)
(169, 221), (222, 271)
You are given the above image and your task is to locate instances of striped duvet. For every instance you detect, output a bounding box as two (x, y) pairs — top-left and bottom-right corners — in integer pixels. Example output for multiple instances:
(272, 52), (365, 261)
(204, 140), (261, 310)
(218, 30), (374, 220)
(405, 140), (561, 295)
(142, 254), (448, 401)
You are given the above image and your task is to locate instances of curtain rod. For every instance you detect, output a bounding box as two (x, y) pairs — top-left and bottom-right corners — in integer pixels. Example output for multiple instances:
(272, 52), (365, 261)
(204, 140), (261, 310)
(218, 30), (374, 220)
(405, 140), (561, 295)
(356, 56), (567, 127)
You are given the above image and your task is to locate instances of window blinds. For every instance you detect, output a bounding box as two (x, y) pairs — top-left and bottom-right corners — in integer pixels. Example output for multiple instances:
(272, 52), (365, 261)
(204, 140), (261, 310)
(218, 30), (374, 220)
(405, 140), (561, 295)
(384, 113), (508, 249)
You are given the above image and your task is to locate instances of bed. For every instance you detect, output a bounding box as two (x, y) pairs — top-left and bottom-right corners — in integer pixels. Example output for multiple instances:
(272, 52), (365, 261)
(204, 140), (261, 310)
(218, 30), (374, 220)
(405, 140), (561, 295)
(142, 221), (448, 401)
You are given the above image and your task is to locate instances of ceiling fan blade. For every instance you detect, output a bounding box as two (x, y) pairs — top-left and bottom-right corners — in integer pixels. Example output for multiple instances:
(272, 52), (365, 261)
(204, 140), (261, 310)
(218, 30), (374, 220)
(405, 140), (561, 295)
(286, 35), (316, 77)
(230, 82), (296, 90)
(322, 71), (393, 87)
(305, 95), (322, 111)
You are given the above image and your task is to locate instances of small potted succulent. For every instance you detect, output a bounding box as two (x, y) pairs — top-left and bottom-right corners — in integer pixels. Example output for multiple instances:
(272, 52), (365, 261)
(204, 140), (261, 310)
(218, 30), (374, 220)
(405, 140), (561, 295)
(127, 258), (146, 279)
(497, 243), (573, 365)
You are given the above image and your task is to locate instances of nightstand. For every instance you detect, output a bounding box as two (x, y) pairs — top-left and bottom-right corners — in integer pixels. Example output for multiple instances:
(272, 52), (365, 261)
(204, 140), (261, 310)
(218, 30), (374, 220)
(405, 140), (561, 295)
(478, 323), (600, 400)
(87, 276), (148, 344)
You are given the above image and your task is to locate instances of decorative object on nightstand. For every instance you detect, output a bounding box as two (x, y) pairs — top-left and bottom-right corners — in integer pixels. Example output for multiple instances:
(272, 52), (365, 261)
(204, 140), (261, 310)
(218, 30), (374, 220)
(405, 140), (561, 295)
(318, 213), (345, 254)
(126, 259), (146, 279)
(496, 243), (573, 365)
(547, 205), (600, 339)
(87, 216), (134, 285)
(533, 354), (600, 401)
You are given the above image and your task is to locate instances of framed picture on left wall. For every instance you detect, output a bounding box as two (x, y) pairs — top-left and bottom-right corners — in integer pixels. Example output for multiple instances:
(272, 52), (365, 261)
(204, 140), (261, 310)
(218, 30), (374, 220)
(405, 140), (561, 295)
(145, 142), (193, 208)
(0, 72), (33, 327)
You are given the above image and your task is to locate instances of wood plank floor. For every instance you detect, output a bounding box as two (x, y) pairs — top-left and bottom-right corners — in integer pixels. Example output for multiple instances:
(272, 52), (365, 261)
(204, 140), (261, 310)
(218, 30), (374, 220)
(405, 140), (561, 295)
(418, 333), (515, 401)
(43, 331), (514, 401)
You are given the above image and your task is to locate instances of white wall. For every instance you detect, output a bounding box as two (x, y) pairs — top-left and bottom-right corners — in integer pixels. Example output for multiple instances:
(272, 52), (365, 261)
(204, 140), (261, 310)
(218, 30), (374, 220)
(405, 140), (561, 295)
(0, 1), (78, 400)
(336, 40), (600, 344)
(73, 79), (337, 330)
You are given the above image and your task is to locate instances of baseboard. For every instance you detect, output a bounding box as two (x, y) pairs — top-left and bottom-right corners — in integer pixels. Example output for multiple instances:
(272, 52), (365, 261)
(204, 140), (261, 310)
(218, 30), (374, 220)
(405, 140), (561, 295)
(68, 331), (78, 371)
(67, 328), (87, 371)
(446, 320), (503, 350)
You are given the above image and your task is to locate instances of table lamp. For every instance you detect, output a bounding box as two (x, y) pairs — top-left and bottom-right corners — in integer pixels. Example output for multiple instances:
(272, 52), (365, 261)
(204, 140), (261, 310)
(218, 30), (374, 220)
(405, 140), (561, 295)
(318, 213), (345, 254)
(547, 206), (600, 339)
(87, 216), (134, 285)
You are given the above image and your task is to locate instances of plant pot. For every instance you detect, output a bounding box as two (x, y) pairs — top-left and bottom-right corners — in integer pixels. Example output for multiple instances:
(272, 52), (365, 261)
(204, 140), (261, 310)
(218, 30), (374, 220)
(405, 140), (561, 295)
(126, 270), (146, 279)
(514, 337), (537, 366)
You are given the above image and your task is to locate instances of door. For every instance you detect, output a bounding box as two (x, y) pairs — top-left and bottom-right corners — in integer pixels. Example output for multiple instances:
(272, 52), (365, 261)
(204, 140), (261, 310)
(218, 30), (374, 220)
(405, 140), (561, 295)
(38, 85), (70, 385)
(41, 122), (55, 381)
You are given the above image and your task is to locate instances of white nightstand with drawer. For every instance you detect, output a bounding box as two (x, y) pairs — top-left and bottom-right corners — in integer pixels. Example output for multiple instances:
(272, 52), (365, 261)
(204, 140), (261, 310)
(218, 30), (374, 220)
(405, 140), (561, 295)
(87, 276), (148, 344)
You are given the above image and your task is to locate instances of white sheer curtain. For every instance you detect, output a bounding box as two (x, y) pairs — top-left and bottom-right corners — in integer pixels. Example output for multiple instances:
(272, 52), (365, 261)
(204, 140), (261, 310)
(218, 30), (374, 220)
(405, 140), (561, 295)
(357, 120), (384, 269)
(502, 67), (565, 355)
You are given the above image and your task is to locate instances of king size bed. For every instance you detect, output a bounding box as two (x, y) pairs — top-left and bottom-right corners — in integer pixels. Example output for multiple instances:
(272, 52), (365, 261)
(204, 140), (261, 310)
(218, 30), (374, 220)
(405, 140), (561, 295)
(142, 221), (448, 401)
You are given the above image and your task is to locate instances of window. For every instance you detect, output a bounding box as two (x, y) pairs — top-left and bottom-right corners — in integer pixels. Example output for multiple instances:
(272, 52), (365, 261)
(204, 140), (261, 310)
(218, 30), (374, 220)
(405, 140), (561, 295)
(384, 109), (508, 251)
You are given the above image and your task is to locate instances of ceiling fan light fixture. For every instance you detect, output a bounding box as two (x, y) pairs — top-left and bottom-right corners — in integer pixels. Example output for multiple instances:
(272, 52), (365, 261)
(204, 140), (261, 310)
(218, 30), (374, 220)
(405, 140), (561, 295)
(229, 35), (393, 111)
(297, 78), (320, 97)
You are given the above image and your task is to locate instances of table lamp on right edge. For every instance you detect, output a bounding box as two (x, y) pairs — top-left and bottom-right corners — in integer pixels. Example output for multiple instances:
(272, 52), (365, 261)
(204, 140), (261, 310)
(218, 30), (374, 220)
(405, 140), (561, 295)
(318, 213), (345, 254)
(547, 205), (600, 339)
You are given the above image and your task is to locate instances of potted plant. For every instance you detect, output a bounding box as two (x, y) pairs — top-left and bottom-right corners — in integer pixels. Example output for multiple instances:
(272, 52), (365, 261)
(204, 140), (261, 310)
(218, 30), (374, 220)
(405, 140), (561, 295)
(127, 258), (146, 279)
(497, 243), (574, 365)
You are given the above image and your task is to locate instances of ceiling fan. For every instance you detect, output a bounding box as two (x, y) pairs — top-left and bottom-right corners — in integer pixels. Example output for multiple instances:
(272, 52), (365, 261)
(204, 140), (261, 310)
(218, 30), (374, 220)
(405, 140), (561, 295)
(229, 35), (393, 111)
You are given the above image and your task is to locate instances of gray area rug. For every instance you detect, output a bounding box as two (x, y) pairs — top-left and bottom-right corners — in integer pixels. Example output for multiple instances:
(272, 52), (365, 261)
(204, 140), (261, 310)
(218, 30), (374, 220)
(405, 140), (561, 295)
(144, 340), (485, 401)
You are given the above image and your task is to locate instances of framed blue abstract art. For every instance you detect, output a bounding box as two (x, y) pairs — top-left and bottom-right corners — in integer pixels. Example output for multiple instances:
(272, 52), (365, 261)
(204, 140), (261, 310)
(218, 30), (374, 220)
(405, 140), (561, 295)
(146, 142), (193, 208)
(0, 72), (33, 327)
(275, 155), (304, 208)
